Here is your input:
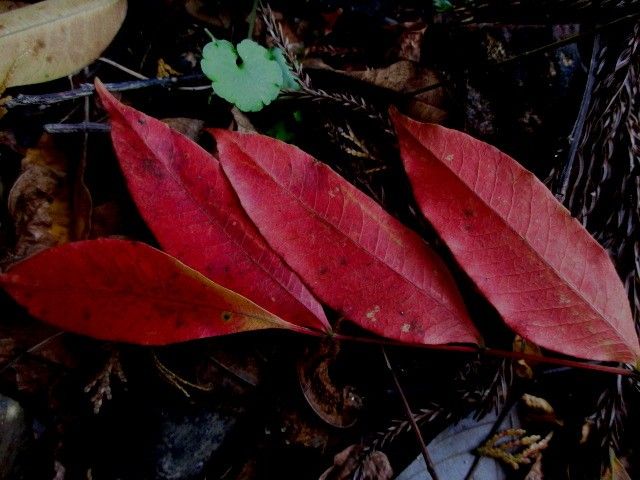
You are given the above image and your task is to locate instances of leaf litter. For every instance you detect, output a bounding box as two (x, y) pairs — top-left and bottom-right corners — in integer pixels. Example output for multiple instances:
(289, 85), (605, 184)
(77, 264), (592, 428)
(0, 1), (638, 479)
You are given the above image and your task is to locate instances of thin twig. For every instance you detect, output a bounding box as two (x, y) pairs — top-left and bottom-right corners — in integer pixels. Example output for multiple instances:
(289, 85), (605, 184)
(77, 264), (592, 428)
(4, 74), (205, 108)
(490, 12), (638, 68)
(382, 347), (440, 480)
(0, 331), (64, 374)
(44, 122), (110, 133)
(98, 57), (148, 80)
(556, 34), (603, 201)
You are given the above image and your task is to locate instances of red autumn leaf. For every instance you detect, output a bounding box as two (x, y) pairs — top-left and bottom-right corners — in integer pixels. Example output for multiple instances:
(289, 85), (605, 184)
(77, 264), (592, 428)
(94, 80), (329, 334)
(391, 109), (640, 363)
(0, 239), (308, 345)
(211, 129), (480, 346)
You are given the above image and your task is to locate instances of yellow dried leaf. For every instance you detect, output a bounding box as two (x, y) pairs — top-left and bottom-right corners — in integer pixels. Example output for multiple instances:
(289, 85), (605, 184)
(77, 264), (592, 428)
(521, 394), (563, 426)
(0, 0), (127, 87)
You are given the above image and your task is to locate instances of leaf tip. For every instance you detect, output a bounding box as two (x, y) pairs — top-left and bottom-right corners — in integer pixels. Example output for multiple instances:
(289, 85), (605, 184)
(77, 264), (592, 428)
(93, 77), (118, 112)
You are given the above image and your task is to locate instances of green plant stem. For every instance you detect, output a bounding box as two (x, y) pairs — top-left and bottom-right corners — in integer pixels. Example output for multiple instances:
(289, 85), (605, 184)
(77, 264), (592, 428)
(247, 0), (260, 38)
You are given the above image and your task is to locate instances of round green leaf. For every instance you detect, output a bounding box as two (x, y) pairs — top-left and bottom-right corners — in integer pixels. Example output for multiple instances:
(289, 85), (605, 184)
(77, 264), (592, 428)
(201, 39), (283, 112)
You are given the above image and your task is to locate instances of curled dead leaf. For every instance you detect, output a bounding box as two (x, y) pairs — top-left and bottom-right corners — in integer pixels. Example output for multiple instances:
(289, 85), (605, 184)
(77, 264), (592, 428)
(8, 135), (71, 259)
(297, 341), (363, 428)
(520, 394), (562, 426)
(319, 444), (392, 480)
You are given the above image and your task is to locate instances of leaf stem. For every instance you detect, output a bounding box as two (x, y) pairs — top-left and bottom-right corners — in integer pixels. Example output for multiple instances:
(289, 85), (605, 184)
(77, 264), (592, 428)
(305, 332), (635, 377)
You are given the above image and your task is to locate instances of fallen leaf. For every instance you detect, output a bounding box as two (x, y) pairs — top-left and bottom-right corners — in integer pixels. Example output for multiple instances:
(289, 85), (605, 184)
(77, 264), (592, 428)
(307, 60), (447, 123)
(520, 394), (562, 426)
(184, 0), (231, 29)
(0, 318), (76, 395)
(95, 80), (330, 333)
(160, 117), (204, 141)
(0, 0), (127, 87)
(391, 109), (640, 363)
(347, 61), (447, 123)
(319, 444), (392, 480)
(397, 409), (521, 480)
(297, 341), (363, 428)
(0, 239), (309, 345)
(604, 449), (632, 480)
(346, 61), (439, 96)
(8, 135), (72, 258)
(393, 21), (427, 63)
(212, 129), (479, 346)
(230, 107), (257, 133)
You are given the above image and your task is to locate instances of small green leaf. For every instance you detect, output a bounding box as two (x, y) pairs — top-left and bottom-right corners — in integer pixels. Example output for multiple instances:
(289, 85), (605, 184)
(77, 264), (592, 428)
(433, 0), (453, 13)
(272, 47), (301, 91)
(201, 39), (283, 112)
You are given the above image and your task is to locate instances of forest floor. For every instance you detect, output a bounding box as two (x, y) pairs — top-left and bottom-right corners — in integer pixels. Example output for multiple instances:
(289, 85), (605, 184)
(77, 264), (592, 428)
(0, 1), (639, 479)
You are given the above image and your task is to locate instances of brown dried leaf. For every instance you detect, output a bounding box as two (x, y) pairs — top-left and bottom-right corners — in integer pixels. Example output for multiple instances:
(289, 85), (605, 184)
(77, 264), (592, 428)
(0, 319), (76, 396)
(297, 341), (363, 428)
(603, 449), (632, 480)
(230, 107), (257, 133)
(393, 21), (427, 63)
(184, 0), (230, 28)
(319, 445), (392, 480)
(513, 336), (542, 379)
(161, 117), (205, 141)
(311, 60), (447, 123)
(6, 133), (91, 260)
(8, 135), (72, 258)
(521, 394), (563, 426)
(347, 61), (438, 95)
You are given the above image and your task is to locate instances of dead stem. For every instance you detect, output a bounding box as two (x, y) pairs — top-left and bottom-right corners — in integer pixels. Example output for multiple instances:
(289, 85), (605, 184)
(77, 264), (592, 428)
(382, 347), (440, 480)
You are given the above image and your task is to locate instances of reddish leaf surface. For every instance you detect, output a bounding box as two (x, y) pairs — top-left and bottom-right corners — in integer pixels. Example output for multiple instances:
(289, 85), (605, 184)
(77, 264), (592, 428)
(391, 109), (640, 362)
(212, 129), (480, 346)
(94, 80), (329, 333)
(0, 239), (307, 345)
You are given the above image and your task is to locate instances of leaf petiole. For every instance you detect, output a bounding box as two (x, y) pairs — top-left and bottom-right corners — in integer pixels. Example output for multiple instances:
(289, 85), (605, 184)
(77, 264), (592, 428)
(300, 330), (635, 377)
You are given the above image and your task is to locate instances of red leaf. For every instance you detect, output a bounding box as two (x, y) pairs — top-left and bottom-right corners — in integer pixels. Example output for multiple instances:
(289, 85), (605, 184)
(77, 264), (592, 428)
(0, 239), (307, 345)
(211, 129), (479, 346)
(391, 109), (640, 362)
(94, 80), (329, 333)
